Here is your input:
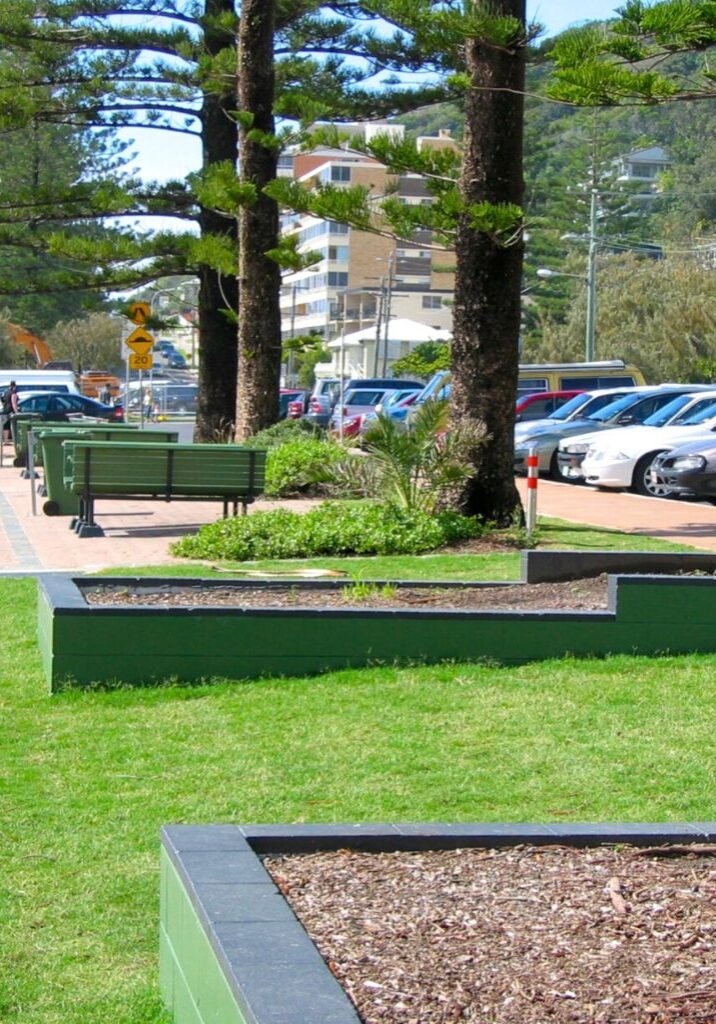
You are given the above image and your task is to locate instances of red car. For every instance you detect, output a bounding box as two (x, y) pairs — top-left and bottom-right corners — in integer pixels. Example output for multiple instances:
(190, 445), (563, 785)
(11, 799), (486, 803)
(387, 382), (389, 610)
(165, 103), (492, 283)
(515, 390), (584, 422)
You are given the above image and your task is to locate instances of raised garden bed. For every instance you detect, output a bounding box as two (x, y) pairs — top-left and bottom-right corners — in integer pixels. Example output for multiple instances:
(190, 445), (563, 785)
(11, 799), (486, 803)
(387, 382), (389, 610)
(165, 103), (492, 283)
(37, 550), (716, 691)
(160, 821), (716, 1024)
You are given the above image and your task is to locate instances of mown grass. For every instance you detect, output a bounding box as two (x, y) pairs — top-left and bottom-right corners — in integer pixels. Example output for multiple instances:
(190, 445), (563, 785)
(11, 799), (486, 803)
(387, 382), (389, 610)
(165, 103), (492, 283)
(102, 516), (707, 581)
(2, 561), (716, 1023)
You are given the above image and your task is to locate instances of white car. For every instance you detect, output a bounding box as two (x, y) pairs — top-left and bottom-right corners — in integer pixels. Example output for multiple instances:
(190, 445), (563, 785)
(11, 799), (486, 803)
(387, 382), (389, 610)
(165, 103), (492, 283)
(575, 391), (716, 496)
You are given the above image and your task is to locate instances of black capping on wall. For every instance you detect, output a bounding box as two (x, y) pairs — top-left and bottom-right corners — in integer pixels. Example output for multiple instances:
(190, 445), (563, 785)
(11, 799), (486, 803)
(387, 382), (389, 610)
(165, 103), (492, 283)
(522, 549), (716, 583)
(162, 821), (716, 1024)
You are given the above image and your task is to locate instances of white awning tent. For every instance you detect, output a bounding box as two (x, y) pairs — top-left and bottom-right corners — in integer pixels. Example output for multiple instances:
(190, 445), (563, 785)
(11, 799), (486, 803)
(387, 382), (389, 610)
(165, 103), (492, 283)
(327, 317), (451, 350)
(325, 317), (451, 377)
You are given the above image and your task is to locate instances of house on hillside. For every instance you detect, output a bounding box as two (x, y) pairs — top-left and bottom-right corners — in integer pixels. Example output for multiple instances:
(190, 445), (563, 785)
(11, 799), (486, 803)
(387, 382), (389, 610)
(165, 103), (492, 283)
(614, 146), (671, 187)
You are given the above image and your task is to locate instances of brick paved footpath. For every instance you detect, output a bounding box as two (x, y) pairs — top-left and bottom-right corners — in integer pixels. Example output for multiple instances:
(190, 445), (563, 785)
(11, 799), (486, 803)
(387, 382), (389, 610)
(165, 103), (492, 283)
(0, 441), (714, 573)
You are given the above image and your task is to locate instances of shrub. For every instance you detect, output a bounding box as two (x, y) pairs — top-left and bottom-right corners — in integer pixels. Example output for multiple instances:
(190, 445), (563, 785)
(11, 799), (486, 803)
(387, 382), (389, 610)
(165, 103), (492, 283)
(171, 500), (483, 561)
(249, 417), (320, 450)
(264, 437), (347, 496)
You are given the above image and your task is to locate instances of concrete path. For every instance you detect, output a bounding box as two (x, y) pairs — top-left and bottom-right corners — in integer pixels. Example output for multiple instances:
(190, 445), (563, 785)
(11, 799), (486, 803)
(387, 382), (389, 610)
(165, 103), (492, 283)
(0, 440), (714, 574)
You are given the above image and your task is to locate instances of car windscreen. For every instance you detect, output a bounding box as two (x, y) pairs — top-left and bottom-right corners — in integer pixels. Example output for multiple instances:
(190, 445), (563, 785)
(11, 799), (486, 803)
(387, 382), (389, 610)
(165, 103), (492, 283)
(642, 394), (695, 427)
(586, 392), (650, 423)
(549, 393), (606, 421)
(344, 390), (386, 406)
(672, 399), (716, 426)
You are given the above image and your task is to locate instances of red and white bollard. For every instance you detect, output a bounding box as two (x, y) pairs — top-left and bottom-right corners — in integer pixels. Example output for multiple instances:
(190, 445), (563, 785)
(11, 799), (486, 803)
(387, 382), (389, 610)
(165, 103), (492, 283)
(526, 446), (538, 540)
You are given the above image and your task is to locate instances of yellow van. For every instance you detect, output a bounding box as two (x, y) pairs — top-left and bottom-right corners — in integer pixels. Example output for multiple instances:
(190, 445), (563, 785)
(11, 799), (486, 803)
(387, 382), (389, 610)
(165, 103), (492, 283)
(517, 360), (645, 396)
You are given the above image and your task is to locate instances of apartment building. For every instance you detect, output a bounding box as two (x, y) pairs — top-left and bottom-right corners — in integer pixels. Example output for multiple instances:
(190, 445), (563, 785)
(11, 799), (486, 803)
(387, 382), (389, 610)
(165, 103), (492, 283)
(279, 123), (457, 353)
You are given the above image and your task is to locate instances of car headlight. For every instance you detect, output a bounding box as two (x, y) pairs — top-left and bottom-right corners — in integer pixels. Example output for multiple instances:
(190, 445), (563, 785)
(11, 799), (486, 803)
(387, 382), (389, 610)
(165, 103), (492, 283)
(671, 455), (707, 471)
(562, 442), (589, 455)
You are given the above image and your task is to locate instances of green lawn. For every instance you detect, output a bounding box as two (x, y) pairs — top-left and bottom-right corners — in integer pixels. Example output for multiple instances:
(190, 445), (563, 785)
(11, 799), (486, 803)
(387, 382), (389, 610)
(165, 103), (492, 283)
(103, 516), (708, 581)
(2, 553), (716, 1024)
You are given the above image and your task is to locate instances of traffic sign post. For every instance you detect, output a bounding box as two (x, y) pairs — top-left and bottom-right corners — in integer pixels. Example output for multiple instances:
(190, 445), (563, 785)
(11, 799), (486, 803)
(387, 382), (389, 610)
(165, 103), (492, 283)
(124, 319), (156, 425)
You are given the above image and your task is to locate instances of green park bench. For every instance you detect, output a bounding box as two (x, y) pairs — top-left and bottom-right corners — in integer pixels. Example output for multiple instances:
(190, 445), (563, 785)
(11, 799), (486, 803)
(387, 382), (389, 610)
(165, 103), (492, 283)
(62, 440), (266, 537)
(33, 426), (178, 517)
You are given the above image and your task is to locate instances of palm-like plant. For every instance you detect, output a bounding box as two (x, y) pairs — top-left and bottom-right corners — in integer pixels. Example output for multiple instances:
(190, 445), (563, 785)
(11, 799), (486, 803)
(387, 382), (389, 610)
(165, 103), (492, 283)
(339, 398), (486, 513)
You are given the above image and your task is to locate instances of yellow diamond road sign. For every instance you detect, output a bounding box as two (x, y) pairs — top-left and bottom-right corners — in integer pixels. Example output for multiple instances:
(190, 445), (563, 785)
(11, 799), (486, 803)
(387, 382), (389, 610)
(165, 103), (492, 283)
(125, 326), (156, 356)
(129, 301), (151, 325)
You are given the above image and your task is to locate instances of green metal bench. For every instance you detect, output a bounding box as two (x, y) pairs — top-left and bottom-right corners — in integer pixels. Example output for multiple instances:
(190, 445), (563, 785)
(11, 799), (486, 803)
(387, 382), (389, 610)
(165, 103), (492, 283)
(62, 440), (266, 537)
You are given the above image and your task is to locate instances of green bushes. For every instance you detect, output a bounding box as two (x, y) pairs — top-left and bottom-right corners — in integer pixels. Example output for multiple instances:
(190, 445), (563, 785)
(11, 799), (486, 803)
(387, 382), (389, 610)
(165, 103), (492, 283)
(248, 417), (320, 449)
(172, 500), (483, 561)
(264, 436), (348, 497)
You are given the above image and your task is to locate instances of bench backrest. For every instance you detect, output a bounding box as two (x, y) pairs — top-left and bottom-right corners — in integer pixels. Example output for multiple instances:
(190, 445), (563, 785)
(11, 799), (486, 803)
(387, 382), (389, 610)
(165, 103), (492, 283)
(63, 441), (266, 497)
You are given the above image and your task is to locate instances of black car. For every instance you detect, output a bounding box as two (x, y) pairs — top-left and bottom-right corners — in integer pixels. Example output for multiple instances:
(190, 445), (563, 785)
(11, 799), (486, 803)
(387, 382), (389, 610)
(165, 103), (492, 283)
(18, 391), (124, 422)
(651, 434), (716, 503)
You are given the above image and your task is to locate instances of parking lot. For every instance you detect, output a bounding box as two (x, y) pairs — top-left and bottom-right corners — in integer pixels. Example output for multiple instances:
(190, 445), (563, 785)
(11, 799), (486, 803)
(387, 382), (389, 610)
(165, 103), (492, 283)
(1, 434), (715, 574)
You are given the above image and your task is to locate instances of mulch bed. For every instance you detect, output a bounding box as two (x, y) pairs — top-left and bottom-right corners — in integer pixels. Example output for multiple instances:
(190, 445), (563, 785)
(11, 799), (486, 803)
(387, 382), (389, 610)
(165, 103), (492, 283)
(264, 845), (716, 1024)
(84, 576), (610, 611)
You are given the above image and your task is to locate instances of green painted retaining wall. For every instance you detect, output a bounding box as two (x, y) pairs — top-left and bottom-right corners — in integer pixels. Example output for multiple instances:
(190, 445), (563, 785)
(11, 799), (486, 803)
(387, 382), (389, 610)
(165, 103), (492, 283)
(37, 559), (716, 691)
(160, 850), (246, 1024)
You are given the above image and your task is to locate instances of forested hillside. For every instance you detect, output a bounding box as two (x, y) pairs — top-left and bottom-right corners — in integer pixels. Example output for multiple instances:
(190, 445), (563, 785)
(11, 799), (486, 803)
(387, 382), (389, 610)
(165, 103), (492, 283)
(399, 50), (716, 382)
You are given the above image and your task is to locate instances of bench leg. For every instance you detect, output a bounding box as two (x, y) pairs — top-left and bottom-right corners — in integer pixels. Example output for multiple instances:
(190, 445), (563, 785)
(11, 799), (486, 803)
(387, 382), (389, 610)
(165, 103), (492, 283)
(74, 496), (105, 538)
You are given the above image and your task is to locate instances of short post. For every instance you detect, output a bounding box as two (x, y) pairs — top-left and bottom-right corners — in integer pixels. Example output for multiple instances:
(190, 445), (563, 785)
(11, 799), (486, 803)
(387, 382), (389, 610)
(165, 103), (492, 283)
(28, 428), (37, 516)
(525, 445), (538, 541)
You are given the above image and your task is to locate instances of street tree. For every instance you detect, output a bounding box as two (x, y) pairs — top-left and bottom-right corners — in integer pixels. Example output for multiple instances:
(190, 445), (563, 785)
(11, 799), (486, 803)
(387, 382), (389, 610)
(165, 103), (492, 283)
(0, 1), (452, 438)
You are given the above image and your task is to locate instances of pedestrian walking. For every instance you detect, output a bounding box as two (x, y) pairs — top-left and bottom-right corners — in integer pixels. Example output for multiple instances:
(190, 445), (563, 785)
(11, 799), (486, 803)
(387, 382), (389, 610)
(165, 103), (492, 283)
(142, 387), (154, 421)
(99, 383), (113, 405)
(2, 381), (19, 443)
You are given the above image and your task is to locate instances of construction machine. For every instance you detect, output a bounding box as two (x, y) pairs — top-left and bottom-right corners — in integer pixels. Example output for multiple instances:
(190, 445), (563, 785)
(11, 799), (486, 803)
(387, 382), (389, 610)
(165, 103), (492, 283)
(2, 321), (53, 366)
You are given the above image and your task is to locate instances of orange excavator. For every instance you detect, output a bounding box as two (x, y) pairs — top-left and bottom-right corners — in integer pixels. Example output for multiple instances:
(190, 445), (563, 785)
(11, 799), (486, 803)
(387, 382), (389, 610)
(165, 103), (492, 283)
(2, 321), (53, 366)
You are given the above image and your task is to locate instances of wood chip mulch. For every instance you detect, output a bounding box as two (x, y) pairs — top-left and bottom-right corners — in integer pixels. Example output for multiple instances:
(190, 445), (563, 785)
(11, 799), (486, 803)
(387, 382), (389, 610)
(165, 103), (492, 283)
(84, 576), (610, 611)
(264, 845), (716, 1024)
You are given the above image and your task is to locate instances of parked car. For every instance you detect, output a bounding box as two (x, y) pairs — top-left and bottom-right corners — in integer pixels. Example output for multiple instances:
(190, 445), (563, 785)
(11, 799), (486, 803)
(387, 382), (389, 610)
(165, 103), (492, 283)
(555, 386), (716, 483)
(279, 388), (307, 419)
(305, 377), (422, 428)
(577, 392), (716, 496)
(514, 388), (638, 443)
(154, 345), (187, 369)
(650, 436), (716, 503)
(513, 386), (653, 479)
(329, 387), (404, 438)
(515, 390), (584, 422)
(18, 390), (124, 422)
(358, 388), (423, 435)
(412, 361), (645, 421)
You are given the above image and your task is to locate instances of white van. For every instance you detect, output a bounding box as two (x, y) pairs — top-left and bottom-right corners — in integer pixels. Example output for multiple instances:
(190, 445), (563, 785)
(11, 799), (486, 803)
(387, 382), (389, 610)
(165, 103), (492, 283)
(0, 369), (79, 395)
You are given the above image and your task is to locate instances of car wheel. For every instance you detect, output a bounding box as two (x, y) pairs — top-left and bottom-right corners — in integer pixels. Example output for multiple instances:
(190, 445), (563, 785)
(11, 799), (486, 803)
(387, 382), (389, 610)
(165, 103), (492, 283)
(548, 451), (561, 481)
(631, 451), (672, 498)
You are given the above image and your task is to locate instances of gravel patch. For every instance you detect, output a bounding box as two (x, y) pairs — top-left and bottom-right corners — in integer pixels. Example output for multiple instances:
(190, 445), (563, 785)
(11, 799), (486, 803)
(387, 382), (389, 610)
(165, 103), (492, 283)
(265, 845), (716, 1023)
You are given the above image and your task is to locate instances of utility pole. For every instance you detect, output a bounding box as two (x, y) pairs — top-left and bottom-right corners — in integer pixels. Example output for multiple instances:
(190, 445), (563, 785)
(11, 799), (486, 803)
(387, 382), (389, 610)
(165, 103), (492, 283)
(381, 250), (395, 376)
(372, 278), (385, 376)
(585, 188), (598, 362)
(287, 280), (297, 385)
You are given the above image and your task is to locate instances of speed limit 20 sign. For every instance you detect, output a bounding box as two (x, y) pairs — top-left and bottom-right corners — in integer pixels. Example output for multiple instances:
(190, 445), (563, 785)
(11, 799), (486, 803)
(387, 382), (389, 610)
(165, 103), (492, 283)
(129, 352), (154, 370)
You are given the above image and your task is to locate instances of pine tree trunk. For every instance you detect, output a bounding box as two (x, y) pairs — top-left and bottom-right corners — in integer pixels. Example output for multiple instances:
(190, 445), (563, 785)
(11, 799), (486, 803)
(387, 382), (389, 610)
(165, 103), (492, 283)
(450, 0), (526, 524)
(235, 0), (281, 441)
(195, 0), (240, 442)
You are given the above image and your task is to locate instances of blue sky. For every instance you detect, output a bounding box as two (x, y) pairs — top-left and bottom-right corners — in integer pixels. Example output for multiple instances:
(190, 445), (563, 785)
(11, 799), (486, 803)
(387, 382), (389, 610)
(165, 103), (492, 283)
(129, 0), (621, 183)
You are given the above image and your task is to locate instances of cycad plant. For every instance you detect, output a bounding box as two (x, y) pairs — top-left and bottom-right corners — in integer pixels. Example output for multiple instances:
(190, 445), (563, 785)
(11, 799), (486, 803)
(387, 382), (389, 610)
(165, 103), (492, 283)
(335, 398), (485, 513)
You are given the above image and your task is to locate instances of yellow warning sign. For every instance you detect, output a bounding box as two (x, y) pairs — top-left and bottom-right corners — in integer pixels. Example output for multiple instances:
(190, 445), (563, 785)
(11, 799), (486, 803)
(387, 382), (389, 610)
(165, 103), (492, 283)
(128, 302), (151, 325)
(125, 326), (156, 356)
